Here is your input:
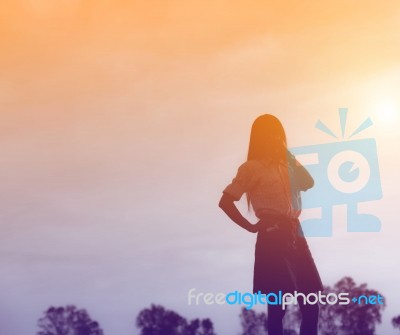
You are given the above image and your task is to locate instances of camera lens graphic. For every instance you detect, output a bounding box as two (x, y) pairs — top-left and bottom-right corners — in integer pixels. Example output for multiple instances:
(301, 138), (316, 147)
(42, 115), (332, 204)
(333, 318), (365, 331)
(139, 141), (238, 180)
(327, 150), (371, 194)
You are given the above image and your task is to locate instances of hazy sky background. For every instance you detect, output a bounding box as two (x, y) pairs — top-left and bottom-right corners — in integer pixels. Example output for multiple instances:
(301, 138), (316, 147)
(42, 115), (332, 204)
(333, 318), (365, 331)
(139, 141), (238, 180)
(1, 1), (400, 334)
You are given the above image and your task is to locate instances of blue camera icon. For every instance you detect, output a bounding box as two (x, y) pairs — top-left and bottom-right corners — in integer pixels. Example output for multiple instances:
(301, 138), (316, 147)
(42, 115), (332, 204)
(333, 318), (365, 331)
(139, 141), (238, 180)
(290, 138), (382, 237)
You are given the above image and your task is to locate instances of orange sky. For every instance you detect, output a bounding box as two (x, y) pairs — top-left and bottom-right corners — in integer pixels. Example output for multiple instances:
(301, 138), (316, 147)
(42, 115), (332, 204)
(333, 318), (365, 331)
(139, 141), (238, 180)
(1, 1), (400, 141)
(1, 1), (400, 334)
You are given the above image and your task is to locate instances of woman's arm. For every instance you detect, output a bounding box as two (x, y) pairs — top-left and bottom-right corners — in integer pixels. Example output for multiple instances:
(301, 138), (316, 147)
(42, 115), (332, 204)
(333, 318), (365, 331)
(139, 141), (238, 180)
(288, 151), (314, 191)
(294, 161), (314, 191)
(218, 193), (259, 233)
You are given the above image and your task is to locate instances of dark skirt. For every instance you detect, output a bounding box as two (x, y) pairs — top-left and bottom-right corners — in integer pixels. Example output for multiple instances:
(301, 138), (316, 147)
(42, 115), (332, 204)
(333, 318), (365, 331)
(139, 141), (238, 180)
(253, 214), (323, 294)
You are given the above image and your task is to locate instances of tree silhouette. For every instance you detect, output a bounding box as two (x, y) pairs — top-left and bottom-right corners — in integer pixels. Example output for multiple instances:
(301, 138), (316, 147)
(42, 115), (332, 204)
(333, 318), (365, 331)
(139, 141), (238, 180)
(237, 277), (385, 335)
(319, 277), (385, 335)
(282, 304), (301, 335)
(36, 305), (104, 335)
(239, 305), (299, 335)
(239, 308), (266, 335)
(136, 304), (216, 335)
(185, 318), (215, 335)
(392, 315), (400, 332)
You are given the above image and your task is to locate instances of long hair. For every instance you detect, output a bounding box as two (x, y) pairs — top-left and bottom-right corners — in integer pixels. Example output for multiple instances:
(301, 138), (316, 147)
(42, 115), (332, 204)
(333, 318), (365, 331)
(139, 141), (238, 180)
(247, 114), (287, 161)
(246, 114), (288, 207)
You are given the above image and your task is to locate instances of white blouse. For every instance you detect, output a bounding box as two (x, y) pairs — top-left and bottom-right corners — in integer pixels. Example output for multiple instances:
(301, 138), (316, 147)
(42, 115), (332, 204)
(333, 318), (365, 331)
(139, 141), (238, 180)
(223, 155), (314, 219)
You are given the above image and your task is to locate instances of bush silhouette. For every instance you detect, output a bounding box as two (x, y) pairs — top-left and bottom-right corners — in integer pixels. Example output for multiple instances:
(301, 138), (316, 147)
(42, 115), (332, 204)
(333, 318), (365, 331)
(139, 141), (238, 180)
(136, 304), (216, 335)
(37, 305), (104, 335)
(238, 276), (385, 335)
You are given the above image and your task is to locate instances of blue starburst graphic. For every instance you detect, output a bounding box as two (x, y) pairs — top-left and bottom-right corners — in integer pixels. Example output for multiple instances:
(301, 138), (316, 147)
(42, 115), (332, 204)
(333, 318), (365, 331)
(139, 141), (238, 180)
(290, 108), (383, 237)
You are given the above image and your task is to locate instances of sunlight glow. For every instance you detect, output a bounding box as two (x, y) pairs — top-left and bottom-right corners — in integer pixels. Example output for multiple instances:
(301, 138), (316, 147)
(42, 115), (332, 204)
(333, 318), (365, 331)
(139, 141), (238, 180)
(375, 100), (398, 123)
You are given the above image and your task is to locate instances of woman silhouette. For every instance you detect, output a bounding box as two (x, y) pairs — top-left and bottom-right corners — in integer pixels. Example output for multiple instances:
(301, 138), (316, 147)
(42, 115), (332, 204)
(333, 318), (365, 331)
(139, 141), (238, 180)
(219, 114), (323, 335)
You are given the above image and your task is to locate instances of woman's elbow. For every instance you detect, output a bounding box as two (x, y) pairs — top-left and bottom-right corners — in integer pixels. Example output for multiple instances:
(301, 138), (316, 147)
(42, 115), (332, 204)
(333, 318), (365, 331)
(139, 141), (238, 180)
(304, 177), (314, 191)
(219, 193), (234, 210)
(218, 194), (227, 209)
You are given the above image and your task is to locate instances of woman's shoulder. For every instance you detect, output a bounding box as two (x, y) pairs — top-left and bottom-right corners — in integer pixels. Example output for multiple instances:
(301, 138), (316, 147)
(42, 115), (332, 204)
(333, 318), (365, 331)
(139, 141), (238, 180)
(238, 159), (272, 171)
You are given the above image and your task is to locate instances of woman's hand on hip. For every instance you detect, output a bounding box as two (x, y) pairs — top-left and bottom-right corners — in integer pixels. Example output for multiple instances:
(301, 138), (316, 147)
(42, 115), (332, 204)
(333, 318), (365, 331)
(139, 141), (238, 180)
(247, 220), (264, 233)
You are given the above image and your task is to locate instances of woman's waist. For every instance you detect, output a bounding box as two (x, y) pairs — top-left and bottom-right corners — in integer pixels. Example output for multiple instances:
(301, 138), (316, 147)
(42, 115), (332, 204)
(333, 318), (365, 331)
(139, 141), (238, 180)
(257, 209), (300, 223)
(249, 190), (302, 217)
(257, 210), (300, 235)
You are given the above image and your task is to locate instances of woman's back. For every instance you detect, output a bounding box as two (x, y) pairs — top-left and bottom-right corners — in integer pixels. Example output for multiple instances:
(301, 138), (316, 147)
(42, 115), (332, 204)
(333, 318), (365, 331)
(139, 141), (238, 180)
(222, 154), (313, 219)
